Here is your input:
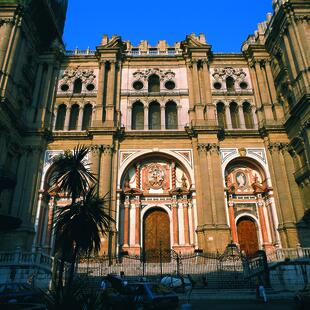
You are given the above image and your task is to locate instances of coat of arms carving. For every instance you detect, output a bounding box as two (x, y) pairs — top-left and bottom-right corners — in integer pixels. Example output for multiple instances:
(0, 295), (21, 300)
(147, 164), (165, 189)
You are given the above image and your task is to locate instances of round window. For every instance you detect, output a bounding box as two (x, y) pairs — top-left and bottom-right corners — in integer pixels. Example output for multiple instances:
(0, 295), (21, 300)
(165, 81), (176, 90)
(213, 82), (222, 90)
(86, 84), (95, 91)
(240, 82), (248, 90)
(133, 81), (144, 90)
(60, 84), (69, 92)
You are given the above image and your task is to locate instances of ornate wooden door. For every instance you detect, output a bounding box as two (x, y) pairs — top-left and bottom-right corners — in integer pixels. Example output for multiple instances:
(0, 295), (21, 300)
(143, 209), (170, 262)
(237, 218), (259, 256)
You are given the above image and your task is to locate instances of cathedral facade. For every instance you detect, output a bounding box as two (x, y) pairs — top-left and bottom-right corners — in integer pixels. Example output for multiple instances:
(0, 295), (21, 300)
(1, 0), (310, 257)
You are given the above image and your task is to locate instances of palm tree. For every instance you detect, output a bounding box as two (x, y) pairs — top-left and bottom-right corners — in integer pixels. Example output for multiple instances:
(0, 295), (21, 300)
(49, 145), (113, 292)
(55, 185), (113, 290)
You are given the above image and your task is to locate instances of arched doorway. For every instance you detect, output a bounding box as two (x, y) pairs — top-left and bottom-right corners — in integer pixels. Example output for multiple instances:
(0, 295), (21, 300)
(143, 208), (170, 262)
(237, 217), (259, 256)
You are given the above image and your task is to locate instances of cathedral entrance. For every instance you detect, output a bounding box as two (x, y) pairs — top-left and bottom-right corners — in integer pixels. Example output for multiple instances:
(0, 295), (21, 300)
(143, 208), (171, 262)
(237, 217), (259, 256)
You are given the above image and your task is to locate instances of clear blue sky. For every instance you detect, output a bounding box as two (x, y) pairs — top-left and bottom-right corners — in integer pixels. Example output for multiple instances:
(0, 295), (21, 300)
(63, 0), (273, 53)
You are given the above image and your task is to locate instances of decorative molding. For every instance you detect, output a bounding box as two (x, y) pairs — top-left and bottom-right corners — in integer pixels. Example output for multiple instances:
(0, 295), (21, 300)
(59, 68), (96, 87)
(133, 68), (175, 82)
(212, 67), (247, 82)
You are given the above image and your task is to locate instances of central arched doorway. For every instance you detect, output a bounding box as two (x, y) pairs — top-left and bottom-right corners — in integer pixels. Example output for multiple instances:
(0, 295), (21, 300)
(237, 217), (259, 256)
(143, 208), (170, 262)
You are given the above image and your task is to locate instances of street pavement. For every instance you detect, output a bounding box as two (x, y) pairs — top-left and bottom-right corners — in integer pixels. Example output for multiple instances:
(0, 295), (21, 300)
(177, 300), (297, 309)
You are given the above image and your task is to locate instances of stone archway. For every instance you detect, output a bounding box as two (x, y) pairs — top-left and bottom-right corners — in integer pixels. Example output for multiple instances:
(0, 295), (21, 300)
(237, 217), (259, 256)
(143, 208), (170, 262)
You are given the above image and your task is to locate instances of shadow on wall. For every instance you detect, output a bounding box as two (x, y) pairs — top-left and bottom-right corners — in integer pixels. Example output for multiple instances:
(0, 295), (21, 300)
(297, 210), (310, 247)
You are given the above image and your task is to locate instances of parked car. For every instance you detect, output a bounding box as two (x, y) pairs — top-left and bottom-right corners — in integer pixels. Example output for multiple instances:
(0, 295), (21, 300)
(0, 282), (44, 304)
(296, 284), (310, 309)
(105, 275), (178, 310)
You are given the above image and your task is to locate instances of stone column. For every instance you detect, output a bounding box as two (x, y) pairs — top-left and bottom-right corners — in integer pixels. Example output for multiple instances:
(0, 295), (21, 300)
(254, 61), (268, 105)
(135, 200), (141, 247)
(77, 106), (84, 130)
(264, 60), (278, 104)
(206, 143), (228, 228)
(144, 106), (148, 130)
(127, 106), (132, 130)
(90, 145), (102, 181)
(123, 197), (130, 247)
(178, 201), (185, 245)
(161, 105), (165, 130)
(197, 144), (213, 226)
(257, 196), (269, 247)
(105, 60), (117, 126)
(187, 201), (194, 245)
(129, 202), (136, 246)
(64, 106), (70, 130)
(183, 201), (190, 245)
(172, 200), (179, 245)
(185, 61), (195, 122)
(225, 104), (232, 129)
(281, 144), (305, 222)
(268, 142), (298, 247)
(191, 60), (201, 104)
(202, 60), (212, 104)
(95, 60), (107, 123)
(238, 104), (246, 129)
(228, 198), (238, 243)
(0, 20), (13, 70)
(44, 202), (55, 253)
(99, 145), (113, 197)
(282, 33), (298, 79)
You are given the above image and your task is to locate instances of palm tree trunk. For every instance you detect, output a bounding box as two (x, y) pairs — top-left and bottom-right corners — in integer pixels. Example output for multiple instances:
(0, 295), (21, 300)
(67, 245), (79, 291)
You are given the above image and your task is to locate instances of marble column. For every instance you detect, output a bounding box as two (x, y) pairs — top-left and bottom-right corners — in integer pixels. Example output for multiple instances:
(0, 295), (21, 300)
(135, 200), (141, 247)
(64, 106), (70, 130)
(77, 106), (84, 130)
(225, 104), (232, 129)
(161, 105), (165, 130)
(238, 104), (246, 129)
(144, 106), (148, 130)
(183, 201), (190, 245)
(228, 198), (238, 243)
(172, 200), (179, 245)
(178, 201), (185, 245)
(123, 197), (130, 247)
(257, 196), (269, 246)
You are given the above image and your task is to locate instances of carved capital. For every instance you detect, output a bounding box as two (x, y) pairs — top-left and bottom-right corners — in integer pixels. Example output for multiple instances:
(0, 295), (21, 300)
(268, 142), (282, 154)
(90, 144), (102, 155)
(101, 144), (114, 155)
(197, 144), (207, 153)
(206, 143), (220, 154)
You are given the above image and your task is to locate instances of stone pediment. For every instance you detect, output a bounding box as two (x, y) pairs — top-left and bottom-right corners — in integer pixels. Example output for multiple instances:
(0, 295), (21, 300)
(181, 33), (209, 49)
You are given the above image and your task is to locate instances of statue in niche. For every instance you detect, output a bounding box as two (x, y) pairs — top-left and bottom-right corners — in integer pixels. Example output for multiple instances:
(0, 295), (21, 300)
(236, 171), (247, 187)
(181, 173), (188, 189)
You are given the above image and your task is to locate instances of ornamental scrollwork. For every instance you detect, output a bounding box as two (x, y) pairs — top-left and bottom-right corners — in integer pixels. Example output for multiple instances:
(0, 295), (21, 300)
(59, 68), (96, 85)
(212, 67), (247, 82)
(133, 68), (175, 81)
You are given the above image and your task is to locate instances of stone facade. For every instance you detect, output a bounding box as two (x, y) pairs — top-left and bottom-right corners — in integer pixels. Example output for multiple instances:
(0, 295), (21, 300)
(0, 0), (67, 250)
(1, 0), (309, 256)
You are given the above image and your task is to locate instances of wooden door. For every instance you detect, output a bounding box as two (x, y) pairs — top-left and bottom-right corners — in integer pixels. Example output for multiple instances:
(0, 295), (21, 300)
(143, 209), (170, 262)
(237, 218), (259, 256)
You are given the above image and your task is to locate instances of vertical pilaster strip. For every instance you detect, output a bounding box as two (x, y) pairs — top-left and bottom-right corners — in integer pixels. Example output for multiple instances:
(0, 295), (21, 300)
(228, 200), (238, 243)
(257, 197), (269, 246)
(172, 200), (179, 245)
(183, 201), (190, 245)
(99, 144), (113, 197)
(123, 198), (129, 247)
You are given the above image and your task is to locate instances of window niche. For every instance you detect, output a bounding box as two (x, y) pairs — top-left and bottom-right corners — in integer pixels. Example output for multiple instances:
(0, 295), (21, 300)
(216, 102), (226, 128)
(165, 101), (178, 129)
(132, 101), (144, 130)
(73, 78), (82, 94)
(148, 75), (160, 93)
(148, 101), (161, 129)
(55, 104), (66, 130)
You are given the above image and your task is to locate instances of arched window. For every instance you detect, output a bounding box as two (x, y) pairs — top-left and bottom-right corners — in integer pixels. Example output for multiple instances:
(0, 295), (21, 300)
(216, 102), (226, 128)
(243, 102), (254, 129)
(230, 102), (240, 129)
(132, 101), (144, 130)
(55, 104), (66, 130)
(73, 78), (82, 94)
(148, 75), (160, 93)
(226, 76), (235, 92)
(149, 101), (161, 129)
(165, 101), (178, 129)
(82, 103), (93, 130)
(68, 104), (79, 130)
